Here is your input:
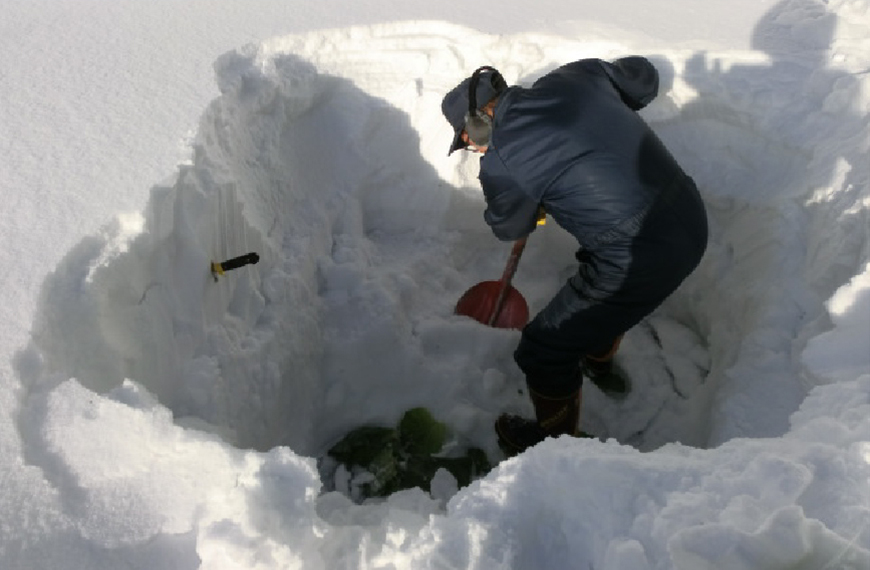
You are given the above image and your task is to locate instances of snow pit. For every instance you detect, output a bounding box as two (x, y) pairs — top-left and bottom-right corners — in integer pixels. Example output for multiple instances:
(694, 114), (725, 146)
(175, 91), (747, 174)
(11, 15), (870, 568)
(19, 21), (867, 455)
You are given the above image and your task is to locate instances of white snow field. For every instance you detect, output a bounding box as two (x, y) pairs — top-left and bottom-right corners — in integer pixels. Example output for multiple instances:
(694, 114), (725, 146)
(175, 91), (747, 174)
(1, 1), (869, 569)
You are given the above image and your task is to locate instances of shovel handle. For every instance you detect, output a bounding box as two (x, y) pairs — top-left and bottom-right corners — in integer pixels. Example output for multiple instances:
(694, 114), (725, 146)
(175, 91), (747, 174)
(488, 237), (528, 326)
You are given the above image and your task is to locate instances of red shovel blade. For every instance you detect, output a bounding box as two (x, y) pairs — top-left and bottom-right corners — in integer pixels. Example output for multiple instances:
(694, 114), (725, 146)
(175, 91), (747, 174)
(455, 280), (529, 329)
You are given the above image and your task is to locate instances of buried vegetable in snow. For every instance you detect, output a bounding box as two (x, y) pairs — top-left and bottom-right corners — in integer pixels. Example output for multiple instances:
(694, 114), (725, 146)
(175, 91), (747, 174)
(326, 407), (491, 499)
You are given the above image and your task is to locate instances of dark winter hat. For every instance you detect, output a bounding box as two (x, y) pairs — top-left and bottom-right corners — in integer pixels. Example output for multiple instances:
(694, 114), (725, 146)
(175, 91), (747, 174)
(442, 68), (507, 155)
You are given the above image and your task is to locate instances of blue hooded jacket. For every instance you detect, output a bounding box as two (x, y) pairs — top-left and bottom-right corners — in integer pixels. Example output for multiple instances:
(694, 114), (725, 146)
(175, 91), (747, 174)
(480, 57), (707, 302)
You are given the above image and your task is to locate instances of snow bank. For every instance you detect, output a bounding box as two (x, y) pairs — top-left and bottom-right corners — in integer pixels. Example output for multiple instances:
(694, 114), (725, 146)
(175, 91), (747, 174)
(12, 4), (870, 568)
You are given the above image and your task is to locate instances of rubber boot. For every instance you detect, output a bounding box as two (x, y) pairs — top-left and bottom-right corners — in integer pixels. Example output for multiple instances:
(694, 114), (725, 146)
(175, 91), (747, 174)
(583, 335), (630, 398)
(495, 386), (582, 457)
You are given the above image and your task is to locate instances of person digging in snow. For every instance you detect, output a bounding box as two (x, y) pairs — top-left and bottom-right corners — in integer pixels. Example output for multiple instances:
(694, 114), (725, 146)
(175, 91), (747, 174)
(442, 57), (708, 456)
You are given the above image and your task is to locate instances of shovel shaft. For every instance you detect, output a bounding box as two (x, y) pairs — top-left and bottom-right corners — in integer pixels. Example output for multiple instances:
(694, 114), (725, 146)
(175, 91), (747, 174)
(487, 237), (528, 326)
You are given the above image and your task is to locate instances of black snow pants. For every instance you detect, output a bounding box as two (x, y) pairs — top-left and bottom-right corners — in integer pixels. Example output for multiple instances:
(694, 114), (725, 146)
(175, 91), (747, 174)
(514, 174), (708, 397)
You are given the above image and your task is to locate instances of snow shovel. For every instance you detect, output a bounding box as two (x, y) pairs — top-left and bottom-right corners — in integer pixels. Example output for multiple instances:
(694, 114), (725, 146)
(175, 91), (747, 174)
(455, 237), (529, 329)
